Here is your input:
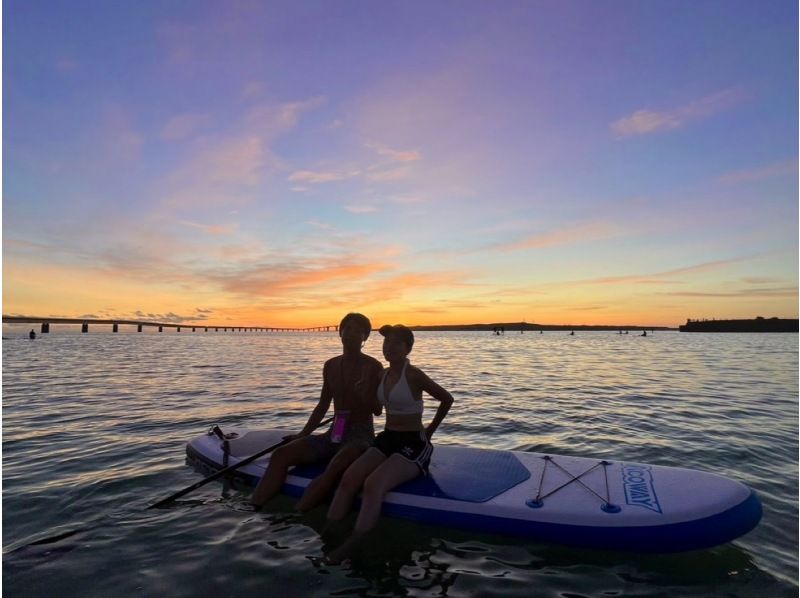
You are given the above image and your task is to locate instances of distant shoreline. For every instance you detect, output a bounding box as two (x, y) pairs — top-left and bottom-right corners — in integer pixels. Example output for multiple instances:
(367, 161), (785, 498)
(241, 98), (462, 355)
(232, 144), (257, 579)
(5, 316), (797, 333)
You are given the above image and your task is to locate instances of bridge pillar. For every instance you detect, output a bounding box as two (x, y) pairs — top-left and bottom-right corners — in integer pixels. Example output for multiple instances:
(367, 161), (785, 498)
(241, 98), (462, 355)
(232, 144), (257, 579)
(82, 323), (88, 333)
(159, 326), (163, 332)
(177, 327), (181, 332)
(138, 324), (143, 332)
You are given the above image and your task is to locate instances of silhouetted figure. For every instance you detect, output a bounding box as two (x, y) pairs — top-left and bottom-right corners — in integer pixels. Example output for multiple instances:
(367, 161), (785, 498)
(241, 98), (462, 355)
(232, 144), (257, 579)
(641, 330), (647, 337)
(540, 330), (543, 334)
(569, 331), (575, 336)
(29, 329), (36, 340)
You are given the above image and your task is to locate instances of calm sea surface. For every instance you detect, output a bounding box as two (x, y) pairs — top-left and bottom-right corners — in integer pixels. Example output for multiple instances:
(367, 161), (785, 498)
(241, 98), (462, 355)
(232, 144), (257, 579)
(2, 328), (797, 597)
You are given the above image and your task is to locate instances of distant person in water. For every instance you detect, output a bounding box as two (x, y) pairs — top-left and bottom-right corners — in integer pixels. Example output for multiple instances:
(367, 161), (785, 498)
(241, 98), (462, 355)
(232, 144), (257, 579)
(251, 313), (383, 511)
(641, 330), (647, 337)
(325, 324), (454, 563)
(29, 329), (36, 340)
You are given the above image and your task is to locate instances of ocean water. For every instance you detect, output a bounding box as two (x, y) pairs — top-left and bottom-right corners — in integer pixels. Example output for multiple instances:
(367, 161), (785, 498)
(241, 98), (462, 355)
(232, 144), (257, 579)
(2, 328), (797, 597)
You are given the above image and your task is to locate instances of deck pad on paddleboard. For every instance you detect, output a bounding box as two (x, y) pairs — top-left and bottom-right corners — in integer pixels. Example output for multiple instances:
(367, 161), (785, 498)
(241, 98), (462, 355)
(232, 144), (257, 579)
(401, 446), (531, 502)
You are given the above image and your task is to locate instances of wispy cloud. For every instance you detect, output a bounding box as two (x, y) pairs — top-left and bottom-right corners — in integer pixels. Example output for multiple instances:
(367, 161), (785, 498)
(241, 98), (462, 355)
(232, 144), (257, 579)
(306, 220), (332, 229)
(129, 310), (207, 323)
(577, 256), (756, 285)
(717, 159), (797, 184)
(211, 258), (395, 296)
(387, 195), (427, 204)
(345, 205), (378, 214)
(161, 137), (272, 210)
(158, 98), (325, 210)
(741, 276), (784, 284)
(179, 220), (236, 235)
(662, 287), (797, 298)
(493, 221), (620, 252)
(246, 96), (327, 131)
(365, 166), (411, 182)
(4, 238), (53, 252)
(288, 170), (351, 184)
(216, 242), (269, 262)
(366, 143), (421, 162)
(161, 113), (211, 141)
(612, 87), (747, 137)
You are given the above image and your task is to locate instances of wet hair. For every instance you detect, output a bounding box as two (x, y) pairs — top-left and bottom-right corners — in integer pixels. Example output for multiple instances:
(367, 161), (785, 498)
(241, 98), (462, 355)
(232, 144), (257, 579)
(339, 312), (372, 339)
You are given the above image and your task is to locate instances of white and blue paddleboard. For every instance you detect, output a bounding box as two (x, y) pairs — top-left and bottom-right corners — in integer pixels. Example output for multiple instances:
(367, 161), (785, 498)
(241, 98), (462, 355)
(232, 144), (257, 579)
(186, 427), (761, 552)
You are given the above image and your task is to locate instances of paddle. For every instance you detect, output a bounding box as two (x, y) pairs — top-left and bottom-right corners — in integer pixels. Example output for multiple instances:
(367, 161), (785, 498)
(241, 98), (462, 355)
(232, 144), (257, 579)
(147, 417), (333, 509)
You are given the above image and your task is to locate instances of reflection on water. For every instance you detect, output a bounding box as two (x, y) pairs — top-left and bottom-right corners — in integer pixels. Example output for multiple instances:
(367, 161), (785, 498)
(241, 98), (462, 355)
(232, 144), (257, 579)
(2, 329), (798, 596)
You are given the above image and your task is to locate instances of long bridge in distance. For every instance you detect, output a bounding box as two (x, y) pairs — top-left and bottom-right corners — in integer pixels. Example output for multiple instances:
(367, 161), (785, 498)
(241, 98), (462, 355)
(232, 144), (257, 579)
(2, 316), (338, 334)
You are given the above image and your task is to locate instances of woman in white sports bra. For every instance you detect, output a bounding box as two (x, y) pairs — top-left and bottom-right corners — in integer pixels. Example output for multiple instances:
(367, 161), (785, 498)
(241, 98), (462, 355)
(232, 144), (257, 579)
(325, 324), (454, 562)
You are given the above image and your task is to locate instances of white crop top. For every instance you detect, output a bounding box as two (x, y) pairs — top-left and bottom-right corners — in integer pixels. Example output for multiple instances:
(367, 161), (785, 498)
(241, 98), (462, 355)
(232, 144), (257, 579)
(378, 360), (423, 415)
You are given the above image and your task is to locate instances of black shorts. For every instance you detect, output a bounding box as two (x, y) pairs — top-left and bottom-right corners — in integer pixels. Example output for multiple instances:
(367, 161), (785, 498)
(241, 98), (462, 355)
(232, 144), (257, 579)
(373, 429), (433, 473)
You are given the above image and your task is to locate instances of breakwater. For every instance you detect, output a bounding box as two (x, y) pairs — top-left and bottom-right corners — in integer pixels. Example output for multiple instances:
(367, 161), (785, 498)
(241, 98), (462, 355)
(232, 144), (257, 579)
(679, 318), (798, 333)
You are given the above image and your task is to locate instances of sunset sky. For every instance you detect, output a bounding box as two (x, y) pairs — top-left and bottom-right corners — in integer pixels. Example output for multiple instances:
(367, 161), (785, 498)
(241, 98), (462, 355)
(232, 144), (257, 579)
(4, 1), (798, 328)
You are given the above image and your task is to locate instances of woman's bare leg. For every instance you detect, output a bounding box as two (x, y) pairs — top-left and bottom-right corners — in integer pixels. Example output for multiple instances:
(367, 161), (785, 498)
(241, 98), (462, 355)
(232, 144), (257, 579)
(355, 454), (420, 533)
(327, 455), (420, 563)
(326, 448), (386, 522)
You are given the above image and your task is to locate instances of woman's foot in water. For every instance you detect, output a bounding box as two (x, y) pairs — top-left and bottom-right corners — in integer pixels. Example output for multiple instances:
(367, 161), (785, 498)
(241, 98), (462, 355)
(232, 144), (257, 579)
(324, 532), (365, 565)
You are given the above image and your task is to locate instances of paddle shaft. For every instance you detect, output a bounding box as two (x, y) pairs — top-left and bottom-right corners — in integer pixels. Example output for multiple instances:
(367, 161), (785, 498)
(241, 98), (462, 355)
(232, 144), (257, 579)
(147, 416), (333, 509)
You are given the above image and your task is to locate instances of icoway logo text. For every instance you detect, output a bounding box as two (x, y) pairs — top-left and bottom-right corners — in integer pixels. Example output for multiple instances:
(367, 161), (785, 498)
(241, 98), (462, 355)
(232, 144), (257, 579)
(622, 464), (662, 513)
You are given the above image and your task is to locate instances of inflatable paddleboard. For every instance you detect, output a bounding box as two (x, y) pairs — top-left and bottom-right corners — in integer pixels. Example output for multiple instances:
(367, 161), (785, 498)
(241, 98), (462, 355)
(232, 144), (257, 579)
(185, 427), (761, 552)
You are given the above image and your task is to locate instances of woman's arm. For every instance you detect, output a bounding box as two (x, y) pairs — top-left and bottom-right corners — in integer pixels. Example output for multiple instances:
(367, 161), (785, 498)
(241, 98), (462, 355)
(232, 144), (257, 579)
(416, 369), (453, 440)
